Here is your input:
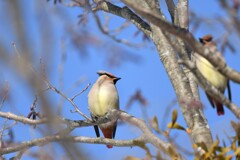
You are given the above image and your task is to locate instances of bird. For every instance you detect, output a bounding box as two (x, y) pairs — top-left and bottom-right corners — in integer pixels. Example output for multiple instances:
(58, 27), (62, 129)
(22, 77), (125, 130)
(195, 34), (231, 115)
(88, 71), (121, 148)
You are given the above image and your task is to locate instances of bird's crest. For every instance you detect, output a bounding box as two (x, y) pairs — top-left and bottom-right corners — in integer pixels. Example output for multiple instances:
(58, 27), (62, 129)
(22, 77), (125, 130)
(199, 34), (213, 44)
(97, 71), (117, 78)
(97, 70), (121, 84)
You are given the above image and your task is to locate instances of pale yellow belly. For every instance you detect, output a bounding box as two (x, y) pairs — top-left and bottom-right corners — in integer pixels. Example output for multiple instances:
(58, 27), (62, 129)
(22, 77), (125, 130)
(88, 84), (119, 117)
(196, 55), (227, 92)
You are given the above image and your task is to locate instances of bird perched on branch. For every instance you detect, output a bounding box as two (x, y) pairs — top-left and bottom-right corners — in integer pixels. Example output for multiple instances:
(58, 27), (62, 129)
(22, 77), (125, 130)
(88, 71), (121, 148)
(195, 34), (231, 115)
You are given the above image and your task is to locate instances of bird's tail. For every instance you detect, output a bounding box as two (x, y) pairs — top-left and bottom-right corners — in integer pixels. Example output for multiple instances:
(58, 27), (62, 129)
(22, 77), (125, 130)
(207, 93), (225, 116)
(100, 127), (114, 148)
(214, 99), (224, 116)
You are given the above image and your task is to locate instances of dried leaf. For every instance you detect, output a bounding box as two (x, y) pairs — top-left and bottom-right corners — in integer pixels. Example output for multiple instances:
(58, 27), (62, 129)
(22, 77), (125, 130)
(194, 142), (208, 152)
(167, 146), (178, 159)
(164, 130), (169, 137)
(151, 116), (159, 132)
(231, 141), (236, 151)
(167, 122), (185, 131)
(234, 147), (240, 157)
(156, 151), (162, 160)
(204, 140), (219, 158)
(138, 144), (152, 160)
(225, 155), (233, 160)
(222, 139), (226, 147)
(186, 128), (191, 134)
(171, 109), (178, 125)
(124, 156), (141, 160)
(231, 121), (240, 135)
(218, 147), (231, 156)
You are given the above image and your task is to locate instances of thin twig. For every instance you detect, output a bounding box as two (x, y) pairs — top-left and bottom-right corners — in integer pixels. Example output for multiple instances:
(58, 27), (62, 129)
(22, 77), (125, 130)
(92, 11), (144, 48)
(71, 83), (91, 101)
(0, 81), (9, 110)
(45, 80), (91, 121)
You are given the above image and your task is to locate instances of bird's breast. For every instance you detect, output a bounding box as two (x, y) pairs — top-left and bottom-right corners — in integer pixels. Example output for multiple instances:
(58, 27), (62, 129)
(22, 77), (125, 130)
(88, 83), (119, 117)
(196, 55), (227, 92)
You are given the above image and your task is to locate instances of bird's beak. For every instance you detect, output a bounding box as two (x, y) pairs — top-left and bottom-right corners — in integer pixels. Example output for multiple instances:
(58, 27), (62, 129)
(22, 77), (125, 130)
(113, 77), (121, 84)
(115, 77), (121, 81)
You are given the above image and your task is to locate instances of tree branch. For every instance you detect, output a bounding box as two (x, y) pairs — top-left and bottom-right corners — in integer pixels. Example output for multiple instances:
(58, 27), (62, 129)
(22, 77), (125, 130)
(0, 135), (145, 155)
(0, 109), (186, 159)
(165, 0), (176, 22)
(93, 1), (151, 36)
(45, 79), (92, 121)
(0, 112), (47, 125)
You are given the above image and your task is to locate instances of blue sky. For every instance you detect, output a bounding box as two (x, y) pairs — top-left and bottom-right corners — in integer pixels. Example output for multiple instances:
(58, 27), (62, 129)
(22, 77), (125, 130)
(0, 0), (239, 159)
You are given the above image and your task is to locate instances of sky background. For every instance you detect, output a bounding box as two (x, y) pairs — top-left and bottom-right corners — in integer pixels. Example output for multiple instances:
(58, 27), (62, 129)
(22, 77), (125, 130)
(0, 0), (239, 160)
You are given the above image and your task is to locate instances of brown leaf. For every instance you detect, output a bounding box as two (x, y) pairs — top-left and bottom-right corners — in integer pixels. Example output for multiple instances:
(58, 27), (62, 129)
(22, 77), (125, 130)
(171, 109), (178, 125)
(151, 116), (159, 132)
(167, 122), (185, 131)
(124, 156), (141, 160)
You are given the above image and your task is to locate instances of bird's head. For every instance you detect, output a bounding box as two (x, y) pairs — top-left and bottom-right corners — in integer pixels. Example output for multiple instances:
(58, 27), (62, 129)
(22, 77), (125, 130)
(97, 70), (121, 84)
(199, 34), (213, 45)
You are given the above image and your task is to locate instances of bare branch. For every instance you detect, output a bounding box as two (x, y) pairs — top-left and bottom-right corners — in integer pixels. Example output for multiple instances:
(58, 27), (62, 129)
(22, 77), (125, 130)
(12, 149), (27, 160)
(92, 11), (144, 47)
(0, 135), (143, 155)
(45, 80), (92, 121)
(71, 83), (91, 101)
(93, 1), (151, 36)
(0, 111), (47, 125)
(165, 0), (176, 22)
(219, 0), (240, 36)
(0, 81), (9, 110)
(177, 0), (189, 29)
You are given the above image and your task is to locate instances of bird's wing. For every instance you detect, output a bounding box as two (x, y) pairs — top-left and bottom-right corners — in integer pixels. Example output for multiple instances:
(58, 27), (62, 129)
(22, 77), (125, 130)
(94, 125), (100, 137)
(112, 123), (117, 139)
(206, 93), (215, 108)
(91, 114), (100, 137)
(227, 80), (232, 101)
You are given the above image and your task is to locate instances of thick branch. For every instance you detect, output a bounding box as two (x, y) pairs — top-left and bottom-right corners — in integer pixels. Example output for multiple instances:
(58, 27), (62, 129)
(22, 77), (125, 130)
(177, 0), (188, 29)
(175, 0), (200, 100)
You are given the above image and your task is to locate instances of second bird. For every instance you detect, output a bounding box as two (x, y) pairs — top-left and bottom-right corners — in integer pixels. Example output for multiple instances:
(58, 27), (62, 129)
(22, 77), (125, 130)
(88, 71), (121, 148)
(195, 34), (231, 116)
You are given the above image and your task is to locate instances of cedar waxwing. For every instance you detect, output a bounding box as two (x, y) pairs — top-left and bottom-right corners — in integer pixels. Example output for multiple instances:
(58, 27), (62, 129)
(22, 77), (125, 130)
(195, 34), (231, 115)
(88, 71), (121, 148)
